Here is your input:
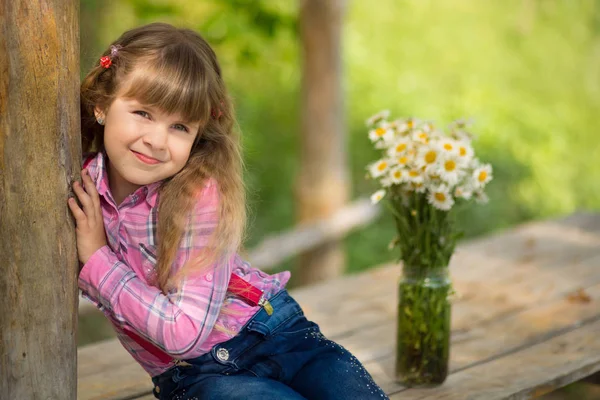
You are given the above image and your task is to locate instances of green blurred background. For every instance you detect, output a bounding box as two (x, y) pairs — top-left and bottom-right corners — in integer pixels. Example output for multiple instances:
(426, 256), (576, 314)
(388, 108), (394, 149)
(81, 0), (600, 275)
(79, 0), (600, 325)
(78, 1), (600, 396)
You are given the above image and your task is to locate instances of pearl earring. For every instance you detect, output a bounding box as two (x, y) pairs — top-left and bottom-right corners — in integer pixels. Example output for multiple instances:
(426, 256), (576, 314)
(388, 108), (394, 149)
(97, 117), (105, 125)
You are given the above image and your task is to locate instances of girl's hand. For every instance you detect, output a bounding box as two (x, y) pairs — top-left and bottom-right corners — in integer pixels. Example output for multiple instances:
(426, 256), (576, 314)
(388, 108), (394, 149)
(68, 169), (107, 265)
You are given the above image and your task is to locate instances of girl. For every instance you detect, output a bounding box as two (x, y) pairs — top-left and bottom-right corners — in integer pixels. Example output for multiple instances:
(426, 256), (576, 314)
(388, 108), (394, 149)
(70, 22), (388, 400)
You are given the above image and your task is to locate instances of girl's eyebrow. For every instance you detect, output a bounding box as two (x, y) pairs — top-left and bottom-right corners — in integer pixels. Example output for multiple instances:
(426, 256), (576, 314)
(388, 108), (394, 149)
(124, 98), (198, 126)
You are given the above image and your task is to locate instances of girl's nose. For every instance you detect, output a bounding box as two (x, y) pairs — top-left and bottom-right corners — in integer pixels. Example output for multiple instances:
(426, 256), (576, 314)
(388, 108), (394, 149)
(142, 127), (168, 150)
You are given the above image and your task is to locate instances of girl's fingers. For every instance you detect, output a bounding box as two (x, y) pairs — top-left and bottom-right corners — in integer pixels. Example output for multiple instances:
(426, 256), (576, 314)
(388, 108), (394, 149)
(68, 197), (86, 223)
(81, 169), (103, 223)
(81, 169), (100, 204)
(73, 181), (96, 223)
(73, 181), (90, 205)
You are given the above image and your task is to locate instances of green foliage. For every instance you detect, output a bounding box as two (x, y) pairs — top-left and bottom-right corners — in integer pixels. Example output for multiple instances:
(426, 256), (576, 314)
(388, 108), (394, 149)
(81, 0), (600, 280)
(347, 0), (600, 270)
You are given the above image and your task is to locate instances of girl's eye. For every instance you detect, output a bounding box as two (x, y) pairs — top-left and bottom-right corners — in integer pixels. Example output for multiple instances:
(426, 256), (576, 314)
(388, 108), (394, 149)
(134, 110), (150, 119)
(173, 124), (189, 133)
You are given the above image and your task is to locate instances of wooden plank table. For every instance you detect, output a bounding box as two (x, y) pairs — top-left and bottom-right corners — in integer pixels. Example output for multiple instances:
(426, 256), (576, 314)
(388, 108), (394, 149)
(78, 213), (600, 399)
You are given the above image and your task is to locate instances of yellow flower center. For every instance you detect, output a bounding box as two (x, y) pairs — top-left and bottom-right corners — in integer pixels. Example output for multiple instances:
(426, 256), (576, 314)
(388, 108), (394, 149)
(425, 151), (437, 164)
(375, 128), (386, 137)
(398, 156), (408, 165)
(478, 170), (488, 182)
(394, 170), (402, 179)
(409, 170), (419, 177)
(377, 162), (388, 171)
(445, 160), (456, 172)
(459, 146), (467, 156)
(396, 143), (407, 152)
(407, 120), (414, 129)
(444, 143), (453, 151)
(419, 133), (428, 140)
(434, 192), (446, 202)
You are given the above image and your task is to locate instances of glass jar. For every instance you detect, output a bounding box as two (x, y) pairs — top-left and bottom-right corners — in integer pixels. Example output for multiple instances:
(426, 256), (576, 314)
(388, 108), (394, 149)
(395, 266), (452, 387)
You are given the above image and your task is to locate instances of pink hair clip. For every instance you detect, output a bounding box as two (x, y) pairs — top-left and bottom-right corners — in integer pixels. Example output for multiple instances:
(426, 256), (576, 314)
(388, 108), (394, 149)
(110, 44), (122, 57)
(211, 108), (223, 120)
(211, 101), (225, 120)
(100, 45), (122, 69)
(99, 56), (112, 68)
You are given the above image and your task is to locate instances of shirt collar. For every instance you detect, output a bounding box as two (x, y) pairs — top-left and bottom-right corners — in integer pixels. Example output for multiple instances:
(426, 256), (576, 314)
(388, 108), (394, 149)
(144, 181), (161, 207)
(93, 151), (111, 199)
(94, 151), (162, 208)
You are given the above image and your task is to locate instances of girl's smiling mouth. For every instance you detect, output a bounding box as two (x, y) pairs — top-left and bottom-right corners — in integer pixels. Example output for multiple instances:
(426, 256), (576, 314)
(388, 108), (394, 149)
(132, 150), (161, 165)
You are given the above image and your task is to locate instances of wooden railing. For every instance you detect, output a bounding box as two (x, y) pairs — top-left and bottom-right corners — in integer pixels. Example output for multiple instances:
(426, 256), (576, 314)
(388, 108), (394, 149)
(78, 197), (381, 314)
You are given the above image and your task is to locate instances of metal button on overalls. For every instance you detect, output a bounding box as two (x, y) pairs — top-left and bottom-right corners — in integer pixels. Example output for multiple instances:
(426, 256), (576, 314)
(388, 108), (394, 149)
(216, 348), (229, 361)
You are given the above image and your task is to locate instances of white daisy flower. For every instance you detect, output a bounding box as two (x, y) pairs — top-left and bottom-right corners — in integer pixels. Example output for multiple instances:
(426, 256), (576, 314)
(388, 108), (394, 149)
(386, 137), (412, 158)
(415, 144), (441, 171)
(397, 118), (420, 133)
(421, 122), (435, 133)
(412, 129), (430, 144)
(368, 127), (395, 143)
(370, 189), (386, 204)
(456, 141), (474, 165)
(473, 164), (493, 187)
(454, 185), (473, 200)
(379, 121), (397, 131)
(439, 138), (459, 155)
(365, 110), (390, 127)
(368, 159), (391, 178)
(393, 153), (412, 168)
(407, 168), (424, 184)
(437, 153), (462, 186)
(389, 166), (407, 184)
(389, 119), (405, 132)
(428, 185), (455, 210)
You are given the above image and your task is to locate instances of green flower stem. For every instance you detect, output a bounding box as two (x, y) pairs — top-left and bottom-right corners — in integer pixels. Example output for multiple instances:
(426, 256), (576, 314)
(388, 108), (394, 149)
(386, 189), (457, 386)
(396, 267), (451, 386)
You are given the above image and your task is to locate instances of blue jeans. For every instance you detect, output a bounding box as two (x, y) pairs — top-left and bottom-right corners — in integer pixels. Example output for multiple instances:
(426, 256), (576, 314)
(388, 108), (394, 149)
(151, 290), (389, 399)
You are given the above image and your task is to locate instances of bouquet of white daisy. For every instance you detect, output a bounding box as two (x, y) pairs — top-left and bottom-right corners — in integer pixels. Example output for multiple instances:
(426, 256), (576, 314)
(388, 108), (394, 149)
(365, 110), (492, 387)
(366, 110), (492, 267)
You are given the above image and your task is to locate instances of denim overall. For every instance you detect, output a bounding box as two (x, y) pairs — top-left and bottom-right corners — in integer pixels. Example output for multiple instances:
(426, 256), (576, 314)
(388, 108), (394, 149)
(150, 290), (389, 400)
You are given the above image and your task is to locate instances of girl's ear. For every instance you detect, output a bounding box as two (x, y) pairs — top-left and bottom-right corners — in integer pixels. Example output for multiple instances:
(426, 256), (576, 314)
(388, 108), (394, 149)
(93, 106), (105, 121)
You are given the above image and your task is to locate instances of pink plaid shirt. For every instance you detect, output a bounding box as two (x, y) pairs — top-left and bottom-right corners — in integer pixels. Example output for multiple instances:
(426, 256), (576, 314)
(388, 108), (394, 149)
(78, 152), (290, 376)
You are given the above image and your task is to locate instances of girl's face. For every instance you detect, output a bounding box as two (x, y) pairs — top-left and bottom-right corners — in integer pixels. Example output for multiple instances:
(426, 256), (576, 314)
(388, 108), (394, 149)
(97, 96), (201, 195)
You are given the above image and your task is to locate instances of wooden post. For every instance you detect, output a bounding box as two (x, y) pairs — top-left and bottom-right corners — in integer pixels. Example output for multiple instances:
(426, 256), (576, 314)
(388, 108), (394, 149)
(296, 0), (350, 284)
(0, 1), (80, 398)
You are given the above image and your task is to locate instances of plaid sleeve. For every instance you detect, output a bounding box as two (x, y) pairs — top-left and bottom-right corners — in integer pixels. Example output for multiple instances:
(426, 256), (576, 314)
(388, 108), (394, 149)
(78, 180), (231, 357)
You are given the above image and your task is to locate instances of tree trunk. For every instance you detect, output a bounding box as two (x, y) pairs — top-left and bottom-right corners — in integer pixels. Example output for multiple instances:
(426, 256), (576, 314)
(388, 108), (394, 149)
(0, 1), (80, 398)
(296, 0), (349, 285)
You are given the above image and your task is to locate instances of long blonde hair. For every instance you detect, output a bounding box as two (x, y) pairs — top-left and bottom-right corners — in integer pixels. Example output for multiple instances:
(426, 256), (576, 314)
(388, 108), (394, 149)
(80, 23), (246, 293)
